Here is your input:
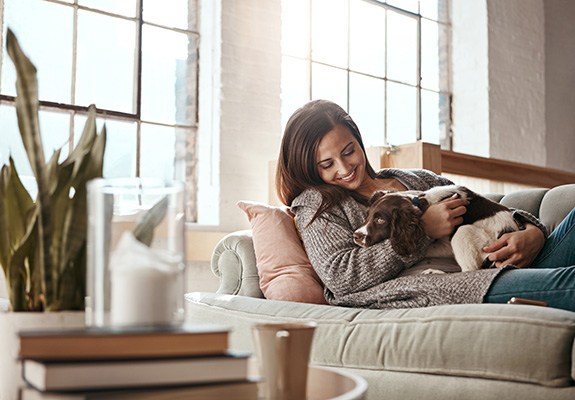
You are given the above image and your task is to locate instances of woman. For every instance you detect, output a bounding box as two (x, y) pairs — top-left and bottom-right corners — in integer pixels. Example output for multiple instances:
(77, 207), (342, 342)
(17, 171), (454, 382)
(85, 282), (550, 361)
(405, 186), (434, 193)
(276, 99), (575, 311)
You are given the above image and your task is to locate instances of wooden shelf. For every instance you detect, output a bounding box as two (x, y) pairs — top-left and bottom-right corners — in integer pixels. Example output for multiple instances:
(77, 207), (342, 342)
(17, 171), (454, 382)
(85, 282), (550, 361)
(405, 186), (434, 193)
(378, 141), (575, 189)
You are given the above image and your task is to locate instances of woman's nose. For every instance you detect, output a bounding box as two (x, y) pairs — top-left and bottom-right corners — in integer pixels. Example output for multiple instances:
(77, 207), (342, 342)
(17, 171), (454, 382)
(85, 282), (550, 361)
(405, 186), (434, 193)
(335, 159), (351, 175)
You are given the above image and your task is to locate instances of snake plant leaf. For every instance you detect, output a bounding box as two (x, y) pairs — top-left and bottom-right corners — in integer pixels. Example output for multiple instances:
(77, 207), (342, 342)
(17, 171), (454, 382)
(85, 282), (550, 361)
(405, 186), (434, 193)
(0, 159), (35, 275)
(6, 28), (53, 306)
(5, 29), (46, 183)
(133, 196), (169, 247)
(8, 207), (40, 311)
(46, 148), (65, 195)
(63, 104), (98, 177)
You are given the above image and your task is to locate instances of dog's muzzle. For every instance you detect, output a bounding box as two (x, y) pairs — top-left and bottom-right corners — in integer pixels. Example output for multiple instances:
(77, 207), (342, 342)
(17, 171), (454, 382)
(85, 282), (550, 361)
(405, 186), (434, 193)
(353, 229), (367, 247)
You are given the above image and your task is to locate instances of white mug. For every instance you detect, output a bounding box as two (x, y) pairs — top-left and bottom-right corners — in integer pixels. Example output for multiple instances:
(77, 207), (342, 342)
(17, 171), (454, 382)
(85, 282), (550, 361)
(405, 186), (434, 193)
(252, 322), (317, 399)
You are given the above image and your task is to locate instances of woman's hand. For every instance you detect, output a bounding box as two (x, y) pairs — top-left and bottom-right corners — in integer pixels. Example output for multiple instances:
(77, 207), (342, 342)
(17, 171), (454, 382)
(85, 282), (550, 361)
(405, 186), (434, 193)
(482, 224), (545, 268)
(421, 196), (468, 239)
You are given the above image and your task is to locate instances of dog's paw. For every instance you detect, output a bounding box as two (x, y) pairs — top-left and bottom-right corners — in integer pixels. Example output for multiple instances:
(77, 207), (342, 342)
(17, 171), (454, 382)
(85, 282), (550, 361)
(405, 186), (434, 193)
(420, 268), (446, 275)
(481, 257), (496, 269)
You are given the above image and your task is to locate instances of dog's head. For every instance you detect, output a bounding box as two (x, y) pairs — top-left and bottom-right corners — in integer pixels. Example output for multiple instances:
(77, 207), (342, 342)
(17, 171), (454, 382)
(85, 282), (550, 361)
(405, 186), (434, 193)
(353, 190), (428, 255)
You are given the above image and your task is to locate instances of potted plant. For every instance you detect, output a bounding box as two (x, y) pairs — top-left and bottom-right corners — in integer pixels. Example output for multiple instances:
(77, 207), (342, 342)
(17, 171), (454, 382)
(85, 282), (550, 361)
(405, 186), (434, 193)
(0, 28), (106, 312)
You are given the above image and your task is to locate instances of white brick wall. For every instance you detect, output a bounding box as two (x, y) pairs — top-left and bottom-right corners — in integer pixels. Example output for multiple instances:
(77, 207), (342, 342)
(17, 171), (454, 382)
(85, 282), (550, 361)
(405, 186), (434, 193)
(215, 0), (282, 231)
(487, 0), (546, 166)
(451, 0), (575, 172)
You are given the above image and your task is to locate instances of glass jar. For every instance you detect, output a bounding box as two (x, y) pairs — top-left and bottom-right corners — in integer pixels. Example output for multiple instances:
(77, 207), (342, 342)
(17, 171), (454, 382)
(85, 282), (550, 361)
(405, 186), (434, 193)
(85, 178), (186, 328)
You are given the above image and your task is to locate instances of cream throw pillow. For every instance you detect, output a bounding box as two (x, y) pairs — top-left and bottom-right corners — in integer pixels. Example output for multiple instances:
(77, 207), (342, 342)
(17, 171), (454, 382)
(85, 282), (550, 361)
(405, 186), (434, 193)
(237, 201), (327, 304)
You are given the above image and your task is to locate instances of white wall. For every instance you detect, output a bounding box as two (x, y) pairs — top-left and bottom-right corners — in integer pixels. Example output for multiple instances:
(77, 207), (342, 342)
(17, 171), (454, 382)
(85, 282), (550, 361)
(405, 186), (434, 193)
(451, 0), (575, 172)
(216, 0), (282, 232)
(544, 0), (575, 172)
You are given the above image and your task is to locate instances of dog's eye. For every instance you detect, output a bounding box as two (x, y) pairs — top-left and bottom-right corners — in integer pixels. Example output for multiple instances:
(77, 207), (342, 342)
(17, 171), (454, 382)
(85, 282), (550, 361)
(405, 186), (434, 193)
(375, 217), (386, 225)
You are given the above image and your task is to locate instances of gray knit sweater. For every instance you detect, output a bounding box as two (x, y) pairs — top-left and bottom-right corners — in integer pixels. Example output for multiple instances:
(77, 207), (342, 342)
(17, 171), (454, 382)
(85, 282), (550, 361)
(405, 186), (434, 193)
(291, 168), (546, 309)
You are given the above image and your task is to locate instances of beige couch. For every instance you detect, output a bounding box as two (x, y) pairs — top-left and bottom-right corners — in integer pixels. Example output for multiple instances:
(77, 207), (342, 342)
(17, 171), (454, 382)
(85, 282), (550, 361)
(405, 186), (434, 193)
(186, 184), (575, 400)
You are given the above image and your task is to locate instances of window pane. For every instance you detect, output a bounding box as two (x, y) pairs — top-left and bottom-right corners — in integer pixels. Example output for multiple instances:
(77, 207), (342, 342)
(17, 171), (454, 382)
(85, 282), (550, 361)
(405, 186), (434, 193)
(0, 105), (37, 196)
(419, 0), (438, 20)
(438, 91), (450, 144)
(141, 26), (195, 125)
(349, 1), (385, 77)
(387, 10), (417, 85)
(0, 105), (69, 190)
(2, 0), (73, 103)
(0, 103), (30, 175)
(311, 63), (347, 109)
(79, 0), (136, 17)
(421, 19), (439, 91)
(140, 124), (176, 180)
(40, 110), (72, 161)
(282, 56), (310, 129)
(386, 0), (418, 13)
(349, 73), (385, 147)
(421, 89), (440, 144)
(282, 0), (310, 58)
(387, 82), (416, 145)
(143, 0), (190, 30)
(311, 0), (348, 68)
(75, 115), (137, 178)
(76, 12), (137, 113)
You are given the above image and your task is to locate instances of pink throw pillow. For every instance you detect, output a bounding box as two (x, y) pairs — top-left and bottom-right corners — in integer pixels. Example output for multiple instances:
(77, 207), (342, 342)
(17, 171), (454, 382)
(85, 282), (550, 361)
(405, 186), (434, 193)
(237, 201), (327, 304)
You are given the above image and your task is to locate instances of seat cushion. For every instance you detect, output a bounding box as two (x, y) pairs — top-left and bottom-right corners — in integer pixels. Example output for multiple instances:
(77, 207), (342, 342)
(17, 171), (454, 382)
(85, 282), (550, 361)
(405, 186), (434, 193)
(186, 292), (575, 388)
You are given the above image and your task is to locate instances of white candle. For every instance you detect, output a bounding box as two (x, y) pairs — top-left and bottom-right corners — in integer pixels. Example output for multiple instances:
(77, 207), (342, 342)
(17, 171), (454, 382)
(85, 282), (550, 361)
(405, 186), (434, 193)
(110, 232), (182, 327)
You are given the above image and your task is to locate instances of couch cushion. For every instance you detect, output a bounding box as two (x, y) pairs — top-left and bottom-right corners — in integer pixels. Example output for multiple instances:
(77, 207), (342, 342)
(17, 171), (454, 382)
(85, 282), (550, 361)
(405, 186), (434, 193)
(539, 184), (575, 232)
(186, 293), (575, 388)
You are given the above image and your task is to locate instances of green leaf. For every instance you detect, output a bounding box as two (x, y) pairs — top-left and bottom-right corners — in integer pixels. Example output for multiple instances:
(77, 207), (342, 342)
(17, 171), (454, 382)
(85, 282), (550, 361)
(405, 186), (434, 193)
(133, 196), (169, 247)
(0, 159), (35, 275)
(8, 208), (40, 311)
(6, 28), (52, 306)
(5, 29), (46, 183)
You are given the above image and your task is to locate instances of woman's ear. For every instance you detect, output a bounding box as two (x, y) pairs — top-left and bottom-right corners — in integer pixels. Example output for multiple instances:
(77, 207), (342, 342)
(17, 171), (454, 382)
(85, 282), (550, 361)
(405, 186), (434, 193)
(389, 207), (425, 256)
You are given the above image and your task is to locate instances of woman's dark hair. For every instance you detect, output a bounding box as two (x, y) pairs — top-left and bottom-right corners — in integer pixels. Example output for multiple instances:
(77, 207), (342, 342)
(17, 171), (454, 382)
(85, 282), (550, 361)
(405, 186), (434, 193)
(276, 99), (377, 217)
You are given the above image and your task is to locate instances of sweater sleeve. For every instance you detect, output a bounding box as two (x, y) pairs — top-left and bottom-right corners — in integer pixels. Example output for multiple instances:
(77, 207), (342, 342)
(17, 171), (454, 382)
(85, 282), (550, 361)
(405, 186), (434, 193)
(512, 209), (549, 238)
(292, 190), (434, 298)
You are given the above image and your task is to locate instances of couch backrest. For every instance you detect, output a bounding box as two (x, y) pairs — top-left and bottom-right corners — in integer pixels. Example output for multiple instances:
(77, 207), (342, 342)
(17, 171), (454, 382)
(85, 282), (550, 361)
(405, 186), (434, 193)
(486, 184), (575, 232)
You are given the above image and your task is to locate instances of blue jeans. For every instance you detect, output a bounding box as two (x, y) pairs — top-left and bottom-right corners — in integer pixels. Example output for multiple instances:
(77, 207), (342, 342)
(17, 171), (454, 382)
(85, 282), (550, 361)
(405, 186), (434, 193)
(484, 207), (575, 312)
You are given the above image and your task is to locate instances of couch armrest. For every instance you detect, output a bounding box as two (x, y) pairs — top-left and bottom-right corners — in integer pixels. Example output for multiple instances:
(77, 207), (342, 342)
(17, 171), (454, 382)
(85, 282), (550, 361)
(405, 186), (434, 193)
(210, 230), (264, 298)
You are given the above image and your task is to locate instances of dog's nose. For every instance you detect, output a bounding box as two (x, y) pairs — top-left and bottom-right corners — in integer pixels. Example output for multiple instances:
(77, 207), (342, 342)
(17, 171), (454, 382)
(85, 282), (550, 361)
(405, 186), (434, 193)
(353, 230), (366, 246)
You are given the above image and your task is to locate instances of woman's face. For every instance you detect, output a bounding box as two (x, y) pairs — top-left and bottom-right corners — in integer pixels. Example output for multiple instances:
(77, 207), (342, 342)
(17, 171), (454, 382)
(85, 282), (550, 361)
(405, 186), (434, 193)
(315, 125), (368, 191)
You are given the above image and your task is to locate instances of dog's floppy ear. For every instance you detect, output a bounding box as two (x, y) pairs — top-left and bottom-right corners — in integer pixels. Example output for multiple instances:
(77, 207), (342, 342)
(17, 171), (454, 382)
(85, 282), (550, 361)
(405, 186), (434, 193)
(369, 190), (389, 205)
(416, 194), (430, 211)
(389, 206), (426, 256)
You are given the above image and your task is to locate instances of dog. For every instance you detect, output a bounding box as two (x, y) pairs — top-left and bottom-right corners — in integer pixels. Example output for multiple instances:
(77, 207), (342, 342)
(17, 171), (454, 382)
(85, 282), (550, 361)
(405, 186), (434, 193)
(353, 185), (520, 272)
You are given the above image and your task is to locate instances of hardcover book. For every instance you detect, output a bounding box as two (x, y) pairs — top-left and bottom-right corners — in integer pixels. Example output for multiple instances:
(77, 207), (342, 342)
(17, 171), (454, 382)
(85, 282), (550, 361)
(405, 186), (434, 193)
(19, 379), (258, 400)
(18, 325), (229, 361)
(22, 352), (251, 391)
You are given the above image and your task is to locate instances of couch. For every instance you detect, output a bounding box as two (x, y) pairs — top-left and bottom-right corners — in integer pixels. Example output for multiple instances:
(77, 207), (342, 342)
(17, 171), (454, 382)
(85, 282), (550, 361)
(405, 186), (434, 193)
(185, 184), (575, 400)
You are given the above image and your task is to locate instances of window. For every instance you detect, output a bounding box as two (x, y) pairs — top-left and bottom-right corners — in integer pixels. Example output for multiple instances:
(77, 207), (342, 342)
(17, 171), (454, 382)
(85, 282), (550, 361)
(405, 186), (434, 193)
(0, 0), (202, 221)
(281, 0), (451, 148)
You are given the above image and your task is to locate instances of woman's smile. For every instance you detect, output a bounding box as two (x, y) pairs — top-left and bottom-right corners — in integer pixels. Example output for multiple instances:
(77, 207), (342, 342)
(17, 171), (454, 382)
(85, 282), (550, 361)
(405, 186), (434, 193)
(339, 167), (357, 182)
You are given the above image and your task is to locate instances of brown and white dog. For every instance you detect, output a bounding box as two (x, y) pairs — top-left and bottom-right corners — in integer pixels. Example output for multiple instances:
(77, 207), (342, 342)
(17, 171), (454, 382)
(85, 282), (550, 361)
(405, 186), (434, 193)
(353, 185), (520, 272)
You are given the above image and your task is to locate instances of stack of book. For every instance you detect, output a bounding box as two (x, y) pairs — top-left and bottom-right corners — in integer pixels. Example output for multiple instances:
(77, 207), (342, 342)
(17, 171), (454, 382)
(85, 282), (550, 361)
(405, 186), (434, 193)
(17, 324), (258, 399)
